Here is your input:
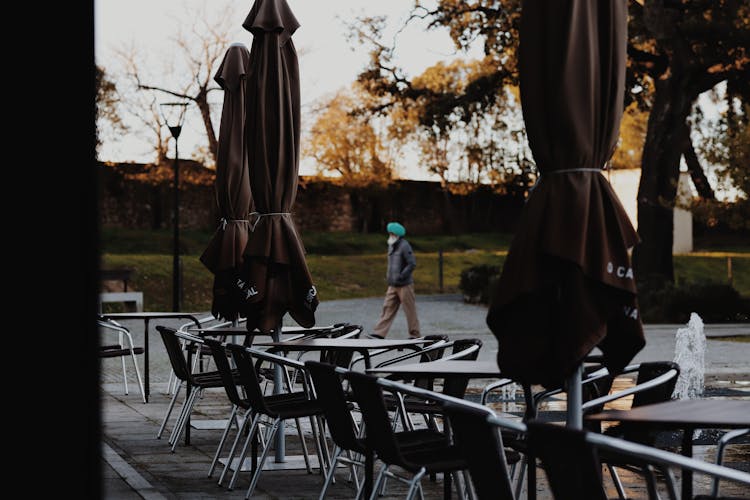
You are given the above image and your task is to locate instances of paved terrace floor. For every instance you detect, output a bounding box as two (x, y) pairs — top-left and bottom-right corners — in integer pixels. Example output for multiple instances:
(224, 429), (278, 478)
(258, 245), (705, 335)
(100, 294), (750, 499)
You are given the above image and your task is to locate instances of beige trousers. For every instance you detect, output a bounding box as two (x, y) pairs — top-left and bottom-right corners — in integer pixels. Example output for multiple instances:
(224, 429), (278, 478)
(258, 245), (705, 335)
(372, 284), (421, 338)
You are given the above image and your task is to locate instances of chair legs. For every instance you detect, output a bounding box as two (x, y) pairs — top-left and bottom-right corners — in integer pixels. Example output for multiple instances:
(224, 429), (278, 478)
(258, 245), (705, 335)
(227, 413), (264, 490)
(209, 404), (240, 478)
(369, 464), (428, 500)
(157, 381), (184, 439)
(319, 445), (344, 500)
(217, 412), (329, 497)
(405, 467), (426, 500)
(218, 410), (255, 487)
(111, 330), (146, 403)
(608, 465), (627, 499)
(127, 346), (146, 403)
(169, 387), (202, 451)
(245, 418), (282, 498)
(120, 349), (129, 395)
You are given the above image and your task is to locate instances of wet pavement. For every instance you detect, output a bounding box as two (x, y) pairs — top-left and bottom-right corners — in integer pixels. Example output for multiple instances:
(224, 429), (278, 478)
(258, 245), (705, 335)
(100, 294), (750, 499)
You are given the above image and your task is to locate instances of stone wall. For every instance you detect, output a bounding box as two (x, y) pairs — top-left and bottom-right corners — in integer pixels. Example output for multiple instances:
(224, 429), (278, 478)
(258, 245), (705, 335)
(98, 162), (526, 234)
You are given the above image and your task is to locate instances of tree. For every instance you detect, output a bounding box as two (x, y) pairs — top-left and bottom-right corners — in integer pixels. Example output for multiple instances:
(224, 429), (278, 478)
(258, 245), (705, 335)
(698, 88), (750, 199)
(348, 11), (534, 194)
(304, 84), (396, 187)
(610, 103), (649, 170)
(116, 48), (172, 164)
(115, 2), (242, 166)
(627, 0), (749, 283)
(304, 84), (400, 233)
(95, 65), (127, 157)
(348, 0), (750, 283)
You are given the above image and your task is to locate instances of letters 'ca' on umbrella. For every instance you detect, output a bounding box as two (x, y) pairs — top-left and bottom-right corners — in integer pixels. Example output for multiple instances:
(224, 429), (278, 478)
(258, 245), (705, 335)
(199, 43), (253, 322)
(240, 0), (318, 333)
(487, 0), (645, 389)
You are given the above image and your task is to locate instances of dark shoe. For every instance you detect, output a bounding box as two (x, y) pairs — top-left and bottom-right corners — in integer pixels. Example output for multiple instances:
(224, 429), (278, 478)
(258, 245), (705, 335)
(367, 333), (385, 339)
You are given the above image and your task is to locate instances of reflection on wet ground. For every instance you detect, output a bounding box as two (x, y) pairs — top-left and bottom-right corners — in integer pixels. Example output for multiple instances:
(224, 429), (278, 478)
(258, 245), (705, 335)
(463, 378), (750, 499)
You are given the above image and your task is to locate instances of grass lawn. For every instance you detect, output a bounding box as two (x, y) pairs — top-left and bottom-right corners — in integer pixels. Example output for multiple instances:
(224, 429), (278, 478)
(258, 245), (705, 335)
(100, 228), (748, 313)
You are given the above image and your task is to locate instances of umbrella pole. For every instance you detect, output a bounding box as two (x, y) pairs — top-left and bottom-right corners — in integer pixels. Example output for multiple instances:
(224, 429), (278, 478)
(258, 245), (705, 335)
(272, 321), (286, 462)
(566, 364), (583, 429)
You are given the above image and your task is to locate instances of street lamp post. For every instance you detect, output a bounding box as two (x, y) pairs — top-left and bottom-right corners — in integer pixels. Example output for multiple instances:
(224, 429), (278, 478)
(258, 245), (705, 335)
(160, 102), (189, 312)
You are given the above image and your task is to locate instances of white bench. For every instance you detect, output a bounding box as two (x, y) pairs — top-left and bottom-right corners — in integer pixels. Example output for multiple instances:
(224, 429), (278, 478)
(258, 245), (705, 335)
(99, 292), (144, 312)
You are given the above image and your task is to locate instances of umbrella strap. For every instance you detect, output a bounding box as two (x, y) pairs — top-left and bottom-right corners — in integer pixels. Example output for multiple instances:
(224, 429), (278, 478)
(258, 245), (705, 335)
(546, 168), (602, 175)
(249, 212), (291, 232)
(220, 218), (251, 231)
(529, 168), (603, 195)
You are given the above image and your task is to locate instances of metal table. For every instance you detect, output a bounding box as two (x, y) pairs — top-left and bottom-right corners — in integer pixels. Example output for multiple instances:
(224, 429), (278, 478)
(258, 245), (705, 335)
(586, 399), (750, 500)
(100, 312), (203, 403)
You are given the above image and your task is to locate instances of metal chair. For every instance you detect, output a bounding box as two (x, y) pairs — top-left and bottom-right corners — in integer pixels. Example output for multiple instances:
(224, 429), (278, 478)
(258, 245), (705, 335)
(98, 318), (146, 403)
(221, 344), (330, 497)
(154, 326), (240, 451)
(345, 371), (469, 500)
(440, 400), (518, 500)
(582, 361), (680, 498)
(379, 338), (484, 432)
(524, 420), (750, 500)
(708, 428), (750, 499)
(305, 360), (369, 499)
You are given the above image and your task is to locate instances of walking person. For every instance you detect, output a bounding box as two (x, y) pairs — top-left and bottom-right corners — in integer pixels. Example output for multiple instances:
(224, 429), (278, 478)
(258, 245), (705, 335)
(370, 222), (421, 339)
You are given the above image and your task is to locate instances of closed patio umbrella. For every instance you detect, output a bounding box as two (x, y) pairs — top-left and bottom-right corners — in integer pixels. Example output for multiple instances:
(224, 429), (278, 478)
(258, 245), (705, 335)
(239, 0), (319, 465)
(487, 0), (646, 424)
(240, 0), (318, 335)
(200, 43), (253, 322)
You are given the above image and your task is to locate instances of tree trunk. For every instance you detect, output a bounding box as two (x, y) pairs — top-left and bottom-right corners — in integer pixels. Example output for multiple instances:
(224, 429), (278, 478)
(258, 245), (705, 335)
(195, 91), (218, 165)
(633, 73), (696, 283)
(682, 126), (715, 200)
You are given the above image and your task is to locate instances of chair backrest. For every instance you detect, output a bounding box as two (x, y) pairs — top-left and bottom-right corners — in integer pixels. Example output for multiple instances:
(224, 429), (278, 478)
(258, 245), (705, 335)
(441, 401), (515, 500)
(442, 338), (483, 397)
(410, 334), (450, 390)
(305, 361), (362, 452)
(526, 421), (608, 500)
(157, 326), (191, 382)
(448, 338), (483, 360)
(319, 324), (363, 368)
(419, 334), (450, 362)
(345, 371), (406, 466)
(204, 338), (244, 408)
(226, 343), (269, 414)
(632, 361), (680, 408)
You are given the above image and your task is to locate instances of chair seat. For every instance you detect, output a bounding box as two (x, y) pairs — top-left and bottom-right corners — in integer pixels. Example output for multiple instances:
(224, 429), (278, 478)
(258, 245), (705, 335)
(191, 368), (242, 388)
(266, 396), (325, 419)
(264, 391), (310, 405)
(395, 428), (449, 450)
(100, 346), (145, 358)
(401, 444), (468, 473)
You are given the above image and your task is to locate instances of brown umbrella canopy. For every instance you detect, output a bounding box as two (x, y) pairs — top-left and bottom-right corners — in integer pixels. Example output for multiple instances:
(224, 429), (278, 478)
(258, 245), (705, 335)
(199, 43), (253, 321)
(487, 0), (645, 389)
(240, 0), (318, 333)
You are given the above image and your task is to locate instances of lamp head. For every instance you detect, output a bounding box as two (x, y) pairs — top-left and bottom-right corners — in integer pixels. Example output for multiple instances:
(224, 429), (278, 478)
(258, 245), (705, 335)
(160, 101), (189, 139)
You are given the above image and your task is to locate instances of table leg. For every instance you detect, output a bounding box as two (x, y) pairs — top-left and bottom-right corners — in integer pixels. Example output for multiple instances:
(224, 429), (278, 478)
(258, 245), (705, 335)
(185, 340), (192, 446)
(144, 319), (150, 403)
(681, 428), (693, 500)
(527, 453), (536, 500)
(273, 327), (285, 462)
(364, 449), (373, 498)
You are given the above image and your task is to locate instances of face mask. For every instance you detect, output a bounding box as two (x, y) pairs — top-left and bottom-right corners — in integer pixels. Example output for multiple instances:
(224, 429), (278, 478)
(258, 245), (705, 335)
(387, 235), (398, 245)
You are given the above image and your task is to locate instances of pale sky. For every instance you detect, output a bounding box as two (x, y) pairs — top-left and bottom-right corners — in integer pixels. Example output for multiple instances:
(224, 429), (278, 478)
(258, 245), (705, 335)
(95, 0), (484, 179)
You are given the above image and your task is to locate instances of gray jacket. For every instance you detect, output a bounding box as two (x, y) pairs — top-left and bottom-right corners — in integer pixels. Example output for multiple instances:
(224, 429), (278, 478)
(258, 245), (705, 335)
(386, 238), (416, 286)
